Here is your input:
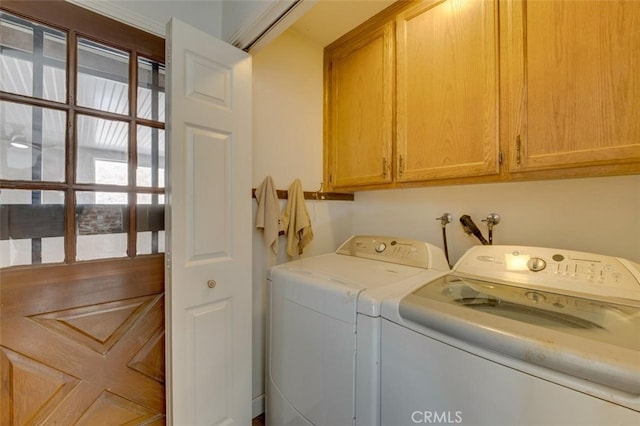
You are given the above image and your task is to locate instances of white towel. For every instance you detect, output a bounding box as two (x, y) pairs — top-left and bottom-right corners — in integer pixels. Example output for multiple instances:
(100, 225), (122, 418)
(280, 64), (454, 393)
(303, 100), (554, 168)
(255, 176), (282, 254)
(281, 179), (314, 257)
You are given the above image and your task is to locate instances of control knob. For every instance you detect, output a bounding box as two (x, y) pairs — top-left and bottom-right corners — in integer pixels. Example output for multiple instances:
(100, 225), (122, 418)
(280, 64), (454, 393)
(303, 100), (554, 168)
(375, 242), (387, 253)
(527, 257), (547, 272)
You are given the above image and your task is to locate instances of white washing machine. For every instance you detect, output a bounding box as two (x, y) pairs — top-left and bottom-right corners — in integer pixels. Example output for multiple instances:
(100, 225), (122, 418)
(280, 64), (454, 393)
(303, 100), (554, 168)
(380, 245), (640, 425)
(266, 235), (450, 426)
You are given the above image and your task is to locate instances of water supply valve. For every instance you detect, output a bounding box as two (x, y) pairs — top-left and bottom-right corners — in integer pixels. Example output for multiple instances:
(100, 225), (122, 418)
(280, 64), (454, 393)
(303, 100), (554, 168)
(482, 213), (501, 245)
(436, 213), (453, 266)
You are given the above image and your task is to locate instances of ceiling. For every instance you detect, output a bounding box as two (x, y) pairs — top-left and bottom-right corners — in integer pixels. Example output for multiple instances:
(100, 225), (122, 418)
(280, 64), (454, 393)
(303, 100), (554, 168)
(290, 0), (396, 47)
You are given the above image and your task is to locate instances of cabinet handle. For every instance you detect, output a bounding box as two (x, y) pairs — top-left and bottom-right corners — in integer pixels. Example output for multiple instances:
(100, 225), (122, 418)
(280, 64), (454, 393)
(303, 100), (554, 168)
(516, 135), (522, 165)
(399, 155), (404, 177)
(383, 158), (388, 178)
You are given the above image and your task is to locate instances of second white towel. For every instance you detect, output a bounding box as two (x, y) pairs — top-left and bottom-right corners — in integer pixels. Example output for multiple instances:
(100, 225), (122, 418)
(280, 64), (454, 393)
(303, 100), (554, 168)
(281, 179), (314, 256)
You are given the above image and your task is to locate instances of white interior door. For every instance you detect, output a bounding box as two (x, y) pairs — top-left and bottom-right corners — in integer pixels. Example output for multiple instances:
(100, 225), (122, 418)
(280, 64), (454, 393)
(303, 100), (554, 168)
(165, 18), (252, 425)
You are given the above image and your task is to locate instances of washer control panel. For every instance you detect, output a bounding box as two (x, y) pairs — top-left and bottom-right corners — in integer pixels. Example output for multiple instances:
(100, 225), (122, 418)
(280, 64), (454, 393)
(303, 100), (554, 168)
(455, 245), (640, 303)
(336, 235), (449, 271)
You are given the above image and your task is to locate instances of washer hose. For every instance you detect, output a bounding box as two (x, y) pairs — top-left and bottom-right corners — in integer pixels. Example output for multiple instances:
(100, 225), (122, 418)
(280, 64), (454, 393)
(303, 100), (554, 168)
(460, 215), (490, 245)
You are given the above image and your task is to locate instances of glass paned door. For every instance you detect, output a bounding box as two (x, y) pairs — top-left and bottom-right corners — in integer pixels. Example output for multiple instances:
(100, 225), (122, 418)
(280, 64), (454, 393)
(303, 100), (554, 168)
(0, 101), (66, 182)
(77, 38), (129, 114)
(0, 13), (66, 102)
(0, 10), (165, 266)
(0, 189), (65, 267)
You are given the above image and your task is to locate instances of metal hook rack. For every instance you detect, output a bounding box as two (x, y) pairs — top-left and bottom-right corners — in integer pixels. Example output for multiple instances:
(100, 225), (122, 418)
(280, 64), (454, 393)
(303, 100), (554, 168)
(251, 182), (354, 201)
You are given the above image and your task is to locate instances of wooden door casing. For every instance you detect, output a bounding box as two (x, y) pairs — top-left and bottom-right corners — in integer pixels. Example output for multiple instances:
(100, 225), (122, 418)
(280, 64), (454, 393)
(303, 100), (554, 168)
(1, 256), (165, 425)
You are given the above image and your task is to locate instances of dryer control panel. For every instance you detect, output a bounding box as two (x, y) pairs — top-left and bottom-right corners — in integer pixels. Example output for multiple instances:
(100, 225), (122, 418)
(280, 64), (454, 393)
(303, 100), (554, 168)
(454, 245), (640, 304)
(336, 235), (450, 271)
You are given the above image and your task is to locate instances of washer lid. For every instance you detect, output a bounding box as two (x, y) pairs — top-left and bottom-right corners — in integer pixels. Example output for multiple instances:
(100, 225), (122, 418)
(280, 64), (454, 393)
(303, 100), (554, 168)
(272, 253), (448, 318)
(272, 253), (434, 289)
(409, 275), (640, 350)
(399, 275), (640, 394)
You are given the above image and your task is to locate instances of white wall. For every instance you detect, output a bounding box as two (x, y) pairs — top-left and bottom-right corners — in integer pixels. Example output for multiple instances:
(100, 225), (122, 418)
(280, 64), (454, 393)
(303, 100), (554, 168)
(351, 175), (640, 265)
(251, 27), (353, 416)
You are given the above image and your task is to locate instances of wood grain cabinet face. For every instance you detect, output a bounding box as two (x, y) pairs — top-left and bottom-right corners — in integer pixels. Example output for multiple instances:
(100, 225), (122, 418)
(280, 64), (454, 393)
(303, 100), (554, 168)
(324, 0), (640, 191)
(395, 0), (500, 182)
(325, 22), (394, 189)
(506, 0), (640, 172)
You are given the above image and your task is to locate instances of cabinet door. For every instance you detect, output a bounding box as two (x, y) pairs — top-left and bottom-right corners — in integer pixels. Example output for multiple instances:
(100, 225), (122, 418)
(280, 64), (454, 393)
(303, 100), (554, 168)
(506, 0), (640, 172)
(396, 0), (499, 182)
(325, 22), (394, 189)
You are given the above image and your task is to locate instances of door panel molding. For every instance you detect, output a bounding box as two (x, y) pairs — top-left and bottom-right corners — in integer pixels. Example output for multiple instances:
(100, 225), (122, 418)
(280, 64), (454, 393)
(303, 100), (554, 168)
(185, 51), (232, 108)
(1, 257), (165, 424)
(186, 126), (232, 262)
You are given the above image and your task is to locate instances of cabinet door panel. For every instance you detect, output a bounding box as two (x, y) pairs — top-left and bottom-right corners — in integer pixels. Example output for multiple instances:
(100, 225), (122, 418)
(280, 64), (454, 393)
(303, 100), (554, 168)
(396, 0), (499, 182)
(510, 0), (640, 171)
(325, 22), (394, 188)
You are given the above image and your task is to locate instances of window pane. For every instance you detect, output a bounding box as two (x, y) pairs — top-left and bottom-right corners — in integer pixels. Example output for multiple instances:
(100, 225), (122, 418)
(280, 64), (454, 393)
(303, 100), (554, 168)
(76, 115), (128, 185)
(0, 189), (65, 267)
(76, 191), (128, 260)
(77, 38), (129, 114)
(0, 101), (66, 182)
(0, 12), (67, 102)
(137, 194), (164, 255)
(138, 57), (165, 122)
(137, 125), (165, 188)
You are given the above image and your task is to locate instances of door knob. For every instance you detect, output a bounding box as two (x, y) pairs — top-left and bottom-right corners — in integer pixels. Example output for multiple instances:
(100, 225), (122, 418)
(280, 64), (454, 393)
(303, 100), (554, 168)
(207, 279), (217, 288)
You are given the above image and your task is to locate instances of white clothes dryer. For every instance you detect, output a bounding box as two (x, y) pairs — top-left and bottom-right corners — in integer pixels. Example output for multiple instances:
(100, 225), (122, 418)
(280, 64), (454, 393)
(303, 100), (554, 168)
(380, 245), (640, 426)
(266, 235), (450, 426)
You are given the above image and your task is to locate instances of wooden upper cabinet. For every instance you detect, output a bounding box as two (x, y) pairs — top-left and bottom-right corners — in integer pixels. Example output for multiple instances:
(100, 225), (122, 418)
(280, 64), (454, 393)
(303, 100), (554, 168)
(324, 21), (394, 189)
(505, 0), (640, 172)
(396, 0), (499, 182)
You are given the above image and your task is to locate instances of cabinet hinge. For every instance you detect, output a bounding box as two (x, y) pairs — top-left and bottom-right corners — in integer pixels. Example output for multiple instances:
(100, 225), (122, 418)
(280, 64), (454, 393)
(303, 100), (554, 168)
(329, 173), (333, 184)
(382, 158), (388, 178)
(516, 135), (522, 165)
(398, 155), (404, 177)
(498, 150), (504, 165)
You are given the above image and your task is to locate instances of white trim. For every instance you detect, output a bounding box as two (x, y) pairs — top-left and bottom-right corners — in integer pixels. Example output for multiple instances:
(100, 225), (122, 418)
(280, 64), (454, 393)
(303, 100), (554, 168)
(224, 0), (294, 48)
(224, 0), (318, 52)
(65, 0), (165, 37)
(246, 0), (318, 53)
(252, 394), (265, 418)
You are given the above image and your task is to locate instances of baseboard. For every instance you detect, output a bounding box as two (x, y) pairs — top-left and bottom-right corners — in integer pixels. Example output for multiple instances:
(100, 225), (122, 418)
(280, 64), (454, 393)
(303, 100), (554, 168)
(252, 394), (265, 418)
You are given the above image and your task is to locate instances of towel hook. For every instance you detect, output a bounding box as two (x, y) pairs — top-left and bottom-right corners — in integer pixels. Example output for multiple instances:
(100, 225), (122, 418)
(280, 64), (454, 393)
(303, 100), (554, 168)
(314, 182), (325, 200)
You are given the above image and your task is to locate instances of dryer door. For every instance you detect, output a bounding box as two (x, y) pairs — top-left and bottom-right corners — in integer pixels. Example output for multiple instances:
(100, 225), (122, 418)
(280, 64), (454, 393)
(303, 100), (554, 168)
(268, 268), (361, 426)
